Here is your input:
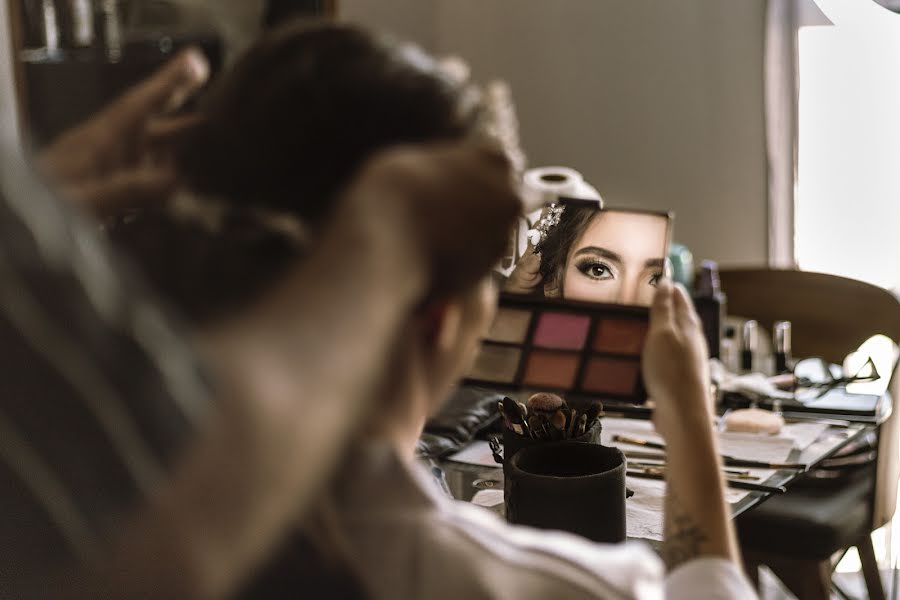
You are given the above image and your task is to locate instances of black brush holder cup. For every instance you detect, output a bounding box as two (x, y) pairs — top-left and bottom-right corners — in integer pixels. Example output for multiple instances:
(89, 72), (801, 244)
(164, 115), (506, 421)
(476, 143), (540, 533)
(500, 421), (601, 513)
(506, 442), (626, 544)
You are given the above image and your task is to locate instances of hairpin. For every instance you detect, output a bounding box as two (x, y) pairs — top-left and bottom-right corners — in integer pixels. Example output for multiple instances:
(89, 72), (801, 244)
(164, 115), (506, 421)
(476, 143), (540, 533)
(526, 203), (565, 252)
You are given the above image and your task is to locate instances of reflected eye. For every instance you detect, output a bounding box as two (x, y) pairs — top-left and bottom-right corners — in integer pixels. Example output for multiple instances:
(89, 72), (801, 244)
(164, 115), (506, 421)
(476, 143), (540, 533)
(649, 272), (662, 287)
(575, 259), (615, 281)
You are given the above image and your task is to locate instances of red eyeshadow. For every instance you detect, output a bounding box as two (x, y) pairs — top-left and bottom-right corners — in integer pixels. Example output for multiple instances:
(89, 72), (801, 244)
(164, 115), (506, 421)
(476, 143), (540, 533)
(581, 357), (640, 395)
(522, 351), (580, 388)
(532, 312), (591, 350)
(592, 319), (648, 355)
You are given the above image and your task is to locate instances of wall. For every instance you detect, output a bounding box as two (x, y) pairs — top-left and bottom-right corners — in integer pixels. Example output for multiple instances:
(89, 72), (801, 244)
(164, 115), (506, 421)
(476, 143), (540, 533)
(0, 0), (21, 147)
(340, 0), (769, 266)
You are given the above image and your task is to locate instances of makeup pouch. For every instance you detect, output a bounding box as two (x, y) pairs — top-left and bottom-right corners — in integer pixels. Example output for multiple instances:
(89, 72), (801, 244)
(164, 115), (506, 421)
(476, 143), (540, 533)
(418, 387), (504, 458)
(506, 441), (626, 544)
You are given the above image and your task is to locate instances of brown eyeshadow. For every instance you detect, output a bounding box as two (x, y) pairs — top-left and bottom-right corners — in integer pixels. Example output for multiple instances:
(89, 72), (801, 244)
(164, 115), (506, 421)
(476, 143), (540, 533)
(467, 344), (521, 383)
(581, 357), (640, 395)
(486, 308), (533, 344)
(522, 351), (580, 389)
(592, 319), (648, 355)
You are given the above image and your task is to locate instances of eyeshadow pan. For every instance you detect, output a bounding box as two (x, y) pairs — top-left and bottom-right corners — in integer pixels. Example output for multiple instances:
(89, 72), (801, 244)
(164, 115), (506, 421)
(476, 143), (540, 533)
(522, 351), (580, 389)
(467, 344), (522, 383)
(593, 319), (648, 355)
(532, 312), (591, 350)
(486, 308), (533, 344)
(581, 357), (640, 396)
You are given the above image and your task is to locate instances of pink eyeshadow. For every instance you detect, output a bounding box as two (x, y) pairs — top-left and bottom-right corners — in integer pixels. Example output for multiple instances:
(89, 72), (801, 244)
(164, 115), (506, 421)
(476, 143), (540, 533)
(593, 319), (648, 355)
(581, 357), (640, 396)
(532, 312), (591, 350)
(522, 351), (580, 389)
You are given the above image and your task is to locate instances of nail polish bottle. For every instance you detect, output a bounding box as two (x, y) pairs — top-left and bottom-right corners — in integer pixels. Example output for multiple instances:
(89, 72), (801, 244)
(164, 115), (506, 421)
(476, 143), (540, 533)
(741, 320), (758, 373)
(693, 260), (726, 359)
(773, 321), (792, 374)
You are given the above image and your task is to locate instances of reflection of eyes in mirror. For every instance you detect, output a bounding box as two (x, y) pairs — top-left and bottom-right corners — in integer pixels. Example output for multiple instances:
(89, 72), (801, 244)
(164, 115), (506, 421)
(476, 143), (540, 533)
(538, 207), (671, 307)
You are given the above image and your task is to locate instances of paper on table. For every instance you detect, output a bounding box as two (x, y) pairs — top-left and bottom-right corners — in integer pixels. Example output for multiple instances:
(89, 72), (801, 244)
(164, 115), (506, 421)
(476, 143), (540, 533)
(446, 440), (500, 468)
(602, 418), (795, 464)
(717, 431), (794, 463)
(624, 477), (665, 541)
(471, 489), (504, 508)
(624, 468), (774, 541)
(781, 422), (830, 451)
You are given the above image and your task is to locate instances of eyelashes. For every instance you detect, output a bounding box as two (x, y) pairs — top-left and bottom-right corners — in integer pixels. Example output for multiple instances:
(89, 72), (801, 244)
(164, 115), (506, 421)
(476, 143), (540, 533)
(574, 258), (663, 287)
(575, 259), (615, 281)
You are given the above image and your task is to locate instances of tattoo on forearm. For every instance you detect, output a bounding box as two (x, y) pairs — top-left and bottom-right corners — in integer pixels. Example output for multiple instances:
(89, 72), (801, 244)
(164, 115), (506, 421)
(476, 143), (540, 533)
(662, 489), (709, 570)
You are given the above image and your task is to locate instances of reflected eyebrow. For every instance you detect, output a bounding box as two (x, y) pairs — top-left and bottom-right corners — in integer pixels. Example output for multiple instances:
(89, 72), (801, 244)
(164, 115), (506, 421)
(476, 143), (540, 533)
(573, 246), (623, 264)
(644, 258), (665, 268)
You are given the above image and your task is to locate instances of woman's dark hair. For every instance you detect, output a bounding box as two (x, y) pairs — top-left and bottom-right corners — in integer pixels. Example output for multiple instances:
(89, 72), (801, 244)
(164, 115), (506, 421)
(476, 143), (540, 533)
(108, 22), (492, 598)
(537, 205), (597, 295)
(111, 21), (485, 324)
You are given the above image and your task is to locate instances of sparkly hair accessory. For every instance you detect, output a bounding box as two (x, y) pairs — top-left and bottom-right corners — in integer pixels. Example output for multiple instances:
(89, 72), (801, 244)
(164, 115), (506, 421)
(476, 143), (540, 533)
(526, 203), (565, 252)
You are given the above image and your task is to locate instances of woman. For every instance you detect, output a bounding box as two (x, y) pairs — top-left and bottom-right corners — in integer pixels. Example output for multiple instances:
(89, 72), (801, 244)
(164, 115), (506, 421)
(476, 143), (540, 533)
(113, 22), (753, 599)
(507, 205), (669, 306)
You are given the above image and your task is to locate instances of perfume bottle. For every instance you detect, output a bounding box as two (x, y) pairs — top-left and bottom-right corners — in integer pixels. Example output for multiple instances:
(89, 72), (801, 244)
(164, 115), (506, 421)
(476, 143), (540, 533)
(693, 260), (726, 359)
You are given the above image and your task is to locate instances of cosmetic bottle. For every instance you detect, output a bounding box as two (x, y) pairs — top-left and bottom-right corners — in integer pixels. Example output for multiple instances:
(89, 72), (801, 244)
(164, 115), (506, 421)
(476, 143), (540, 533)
(720, 325), (737, 372)
(41, 0), (61, 54)
(69, 0), (95, 48)
(741, 320), (758, 373)
(773, 321), (792, 374)
(693, 260), (726, 359)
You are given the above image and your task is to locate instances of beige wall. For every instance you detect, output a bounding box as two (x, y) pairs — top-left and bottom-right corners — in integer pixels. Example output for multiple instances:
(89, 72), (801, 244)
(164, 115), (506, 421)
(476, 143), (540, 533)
(340, 0), (769, 266)
(0, 0), (21, 147)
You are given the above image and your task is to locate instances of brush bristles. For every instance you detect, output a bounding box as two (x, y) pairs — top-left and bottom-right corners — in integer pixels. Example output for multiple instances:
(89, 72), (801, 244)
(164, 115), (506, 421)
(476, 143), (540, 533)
(527, 392), (565, 413)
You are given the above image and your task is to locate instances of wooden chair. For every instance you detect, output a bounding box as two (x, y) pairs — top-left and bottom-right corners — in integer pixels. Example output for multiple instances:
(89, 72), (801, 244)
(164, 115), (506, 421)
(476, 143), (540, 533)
(719, 268), (900, 600)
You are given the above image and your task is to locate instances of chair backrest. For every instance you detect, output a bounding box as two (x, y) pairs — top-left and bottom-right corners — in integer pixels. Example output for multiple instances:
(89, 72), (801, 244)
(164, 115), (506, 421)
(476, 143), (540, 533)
(719, 268), (900, 529)
(875, 362), (900, 529)
(719, 269), (900, 365)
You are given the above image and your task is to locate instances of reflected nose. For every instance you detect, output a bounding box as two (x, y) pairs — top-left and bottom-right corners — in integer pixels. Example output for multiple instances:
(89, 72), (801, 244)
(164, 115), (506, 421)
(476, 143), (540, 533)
(617, 274), (639, 306)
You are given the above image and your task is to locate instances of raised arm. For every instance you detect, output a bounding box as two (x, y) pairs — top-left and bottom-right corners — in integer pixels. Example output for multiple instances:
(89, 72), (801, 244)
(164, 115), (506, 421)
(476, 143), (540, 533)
(642, 281), (751, 597)
(66, 143), (520, 599)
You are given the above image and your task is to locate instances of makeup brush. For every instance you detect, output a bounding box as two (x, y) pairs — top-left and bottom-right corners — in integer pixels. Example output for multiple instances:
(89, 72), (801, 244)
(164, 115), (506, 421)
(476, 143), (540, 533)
(497, 400), (522, 436)
(497, 401), (512, 430)
(514, 401), (533, 437)
(538, 414), (553, 439)
(528, 416), (545, 440)
(566, 410), (580, 438)
(517, 401), (529, 419)
(500, 397), (526, 436)
(626, 469), (786, 494)
(613, 435), (806, 470)
(577, 414), (588, 436)
(551, 409), (567, 440)
(527, 392), (566, 416)
(626, 461), (761, 481)
(551, 410), (566, 429)
(583, 400), (603, 431)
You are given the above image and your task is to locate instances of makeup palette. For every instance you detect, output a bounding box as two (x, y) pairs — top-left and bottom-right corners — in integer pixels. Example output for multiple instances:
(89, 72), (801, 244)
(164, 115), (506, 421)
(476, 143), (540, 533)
(465, 293), (651, 404)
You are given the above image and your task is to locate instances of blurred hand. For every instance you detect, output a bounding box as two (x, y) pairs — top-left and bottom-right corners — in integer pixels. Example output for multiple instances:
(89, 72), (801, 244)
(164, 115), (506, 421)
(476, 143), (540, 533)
(504, 245), (542, 294)
(342, 142), (522, 299)
(37, 48), (210, 215)
(642, 280), (713, 442)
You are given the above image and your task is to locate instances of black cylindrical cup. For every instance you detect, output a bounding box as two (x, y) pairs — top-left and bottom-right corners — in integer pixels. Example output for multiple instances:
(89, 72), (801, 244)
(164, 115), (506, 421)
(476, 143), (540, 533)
(506, 442), (626, 544)
(502, 421), (600, 500)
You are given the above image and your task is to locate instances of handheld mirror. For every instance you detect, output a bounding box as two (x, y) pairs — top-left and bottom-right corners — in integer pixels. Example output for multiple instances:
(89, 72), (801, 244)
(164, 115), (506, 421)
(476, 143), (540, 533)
(466, 198), (673, 405)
